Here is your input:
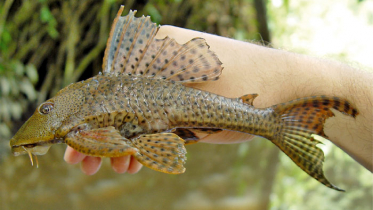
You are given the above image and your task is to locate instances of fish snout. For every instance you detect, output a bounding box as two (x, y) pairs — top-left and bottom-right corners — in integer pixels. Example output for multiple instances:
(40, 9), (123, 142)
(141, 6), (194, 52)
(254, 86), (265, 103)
(9, 120), (58, 156)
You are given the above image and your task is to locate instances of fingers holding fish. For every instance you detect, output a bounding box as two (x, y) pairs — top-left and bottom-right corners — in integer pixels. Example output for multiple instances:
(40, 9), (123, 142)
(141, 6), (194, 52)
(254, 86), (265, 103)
(111, 156), (143, 174)
(64, 146), (142, 175)
(64, 146), (104, 175)
(127, 157), (143, 174)
(81, 156), (102, 175)
(64, 146), (85, 164)
(106, 156), (144, 174)
(110, 155), (131, 174)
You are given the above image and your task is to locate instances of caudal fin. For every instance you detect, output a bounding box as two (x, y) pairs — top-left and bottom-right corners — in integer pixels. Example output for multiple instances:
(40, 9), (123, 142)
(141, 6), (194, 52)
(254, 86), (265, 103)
(270, 95), (358, 191)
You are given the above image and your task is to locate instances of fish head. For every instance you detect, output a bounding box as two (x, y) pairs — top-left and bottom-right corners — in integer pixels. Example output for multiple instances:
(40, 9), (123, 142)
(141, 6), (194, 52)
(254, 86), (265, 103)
(10, 87), (85, 156)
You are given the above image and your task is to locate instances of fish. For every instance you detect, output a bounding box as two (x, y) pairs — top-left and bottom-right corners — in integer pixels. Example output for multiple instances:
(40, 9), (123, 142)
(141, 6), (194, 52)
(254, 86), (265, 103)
(9, 6), (358, 191)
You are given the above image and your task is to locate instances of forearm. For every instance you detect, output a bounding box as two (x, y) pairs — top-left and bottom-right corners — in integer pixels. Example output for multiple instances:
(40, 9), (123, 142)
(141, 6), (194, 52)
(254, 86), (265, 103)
(156, 26), (373, 171)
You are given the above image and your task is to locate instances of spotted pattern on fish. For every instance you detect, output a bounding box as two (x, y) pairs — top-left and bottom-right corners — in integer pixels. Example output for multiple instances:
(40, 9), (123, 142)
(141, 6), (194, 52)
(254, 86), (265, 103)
(269, 95), (358, 191)
(9, 6), (359, 191)
(66, 75), (356, 189)
(59, 74), (358, 191)
(132, 133), (186, 174)
(103, 9), (222, 83)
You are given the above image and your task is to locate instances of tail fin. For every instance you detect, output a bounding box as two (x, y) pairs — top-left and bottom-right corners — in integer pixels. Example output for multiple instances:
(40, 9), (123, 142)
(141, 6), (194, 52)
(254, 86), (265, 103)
(270, 95), (358, 191)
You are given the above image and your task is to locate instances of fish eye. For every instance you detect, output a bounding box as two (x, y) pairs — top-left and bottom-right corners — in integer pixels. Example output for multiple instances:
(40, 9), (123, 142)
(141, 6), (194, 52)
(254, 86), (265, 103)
(39, 102), (54, 115)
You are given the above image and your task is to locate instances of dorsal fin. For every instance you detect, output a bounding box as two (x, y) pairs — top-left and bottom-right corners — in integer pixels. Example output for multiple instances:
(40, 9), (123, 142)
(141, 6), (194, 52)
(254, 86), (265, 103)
(102, 6), (223, 83)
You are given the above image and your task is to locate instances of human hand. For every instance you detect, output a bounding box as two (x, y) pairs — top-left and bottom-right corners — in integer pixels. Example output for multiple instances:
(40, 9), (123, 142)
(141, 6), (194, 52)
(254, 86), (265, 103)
(63, 130), (254, 175)
(63, 146), (143, 175)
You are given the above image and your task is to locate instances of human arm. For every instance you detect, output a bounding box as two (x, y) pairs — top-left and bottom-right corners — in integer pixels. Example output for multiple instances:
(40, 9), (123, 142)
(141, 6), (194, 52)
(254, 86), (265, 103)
(65, 25), (373, 173)
(157, 26), (373, 171)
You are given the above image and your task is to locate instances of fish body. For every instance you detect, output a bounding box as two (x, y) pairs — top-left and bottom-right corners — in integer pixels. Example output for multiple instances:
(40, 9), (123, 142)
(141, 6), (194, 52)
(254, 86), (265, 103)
(10, 6), (358, 191)
(64, 75), (275, 137)
(11, 75), (270, 158)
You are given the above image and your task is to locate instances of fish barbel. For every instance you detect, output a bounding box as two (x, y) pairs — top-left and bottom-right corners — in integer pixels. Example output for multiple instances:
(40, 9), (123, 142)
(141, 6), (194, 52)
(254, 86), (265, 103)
(9, 6), (358, 191)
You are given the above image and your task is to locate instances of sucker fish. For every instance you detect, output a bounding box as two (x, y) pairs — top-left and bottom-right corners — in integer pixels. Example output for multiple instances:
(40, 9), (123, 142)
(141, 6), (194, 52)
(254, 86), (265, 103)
(10, 6), (358, 192)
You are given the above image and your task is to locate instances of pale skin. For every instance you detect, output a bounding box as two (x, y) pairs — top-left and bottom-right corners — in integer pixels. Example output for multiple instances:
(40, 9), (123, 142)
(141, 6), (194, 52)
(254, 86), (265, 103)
(64, 25), (373, 175)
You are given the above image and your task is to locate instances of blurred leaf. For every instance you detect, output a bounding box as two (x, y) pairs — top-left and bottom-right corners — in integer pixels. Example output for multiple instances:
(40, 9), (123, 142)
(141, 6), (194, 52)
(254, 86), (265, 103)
(47, 26), (59, 39)
(0, 98), (10, 121)
(104, 0), (117, 4)
(9, 76), (20, 96)
(145, 4), (162, 24)
(39, 5), (59, 39)
(10, 101), (22, 120)
(1, 28), (11, 43)
(284, 0), (290, 12)
(237, 142), (250, 158)
(26, 64), (38, 84)
(0, 77), (10, 96)
(0, 123), (11, 138)
(13, 60), (24, 76)
(0, 27), (11, 52)
(234, 29), (248, 41)
(40, 6), (53, 23)
(19, 78), (37, 101)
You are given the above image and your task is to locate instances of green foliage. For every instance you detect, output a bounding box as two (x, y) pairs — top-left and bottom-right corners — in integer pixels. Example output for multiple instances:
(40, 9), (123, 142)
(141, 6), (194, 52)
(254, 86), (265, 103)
(145, 4), (162, 23)
(266, 0), (373, 207)
(39, 5), (59, 38)
(0, 27), (11, 52)
(0, 1), (39, 139)
(0, 60), (38, 138)
(271, 145), (372, 210)
(0, 0), (121, 141)
(145, 0), (259, 41)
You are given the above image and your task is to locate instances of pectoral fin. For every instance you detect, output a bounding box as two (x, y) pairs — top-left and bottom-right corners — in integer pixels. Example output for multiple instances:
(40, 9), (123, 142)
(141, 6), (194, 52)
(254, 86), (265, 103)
(131, 133), (187, 174)
(65, 126), (137, 157)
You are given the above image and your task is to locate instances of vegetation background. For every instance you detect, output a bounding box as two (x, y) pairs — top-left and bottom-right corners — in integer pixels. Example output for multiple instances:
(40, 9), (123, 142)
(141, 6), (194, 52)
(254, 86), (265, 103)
(0, 0), (372, 209)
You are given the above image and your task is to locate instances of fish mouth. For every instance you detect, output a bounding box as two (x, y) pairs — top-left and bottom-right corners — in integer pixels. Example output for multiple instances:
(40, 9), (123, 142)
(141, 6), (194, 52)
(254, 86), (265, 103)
(11, 138), (65, 156)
